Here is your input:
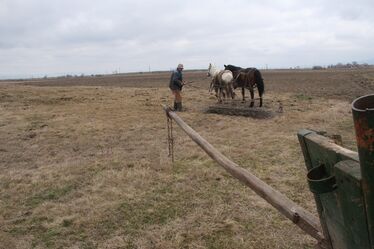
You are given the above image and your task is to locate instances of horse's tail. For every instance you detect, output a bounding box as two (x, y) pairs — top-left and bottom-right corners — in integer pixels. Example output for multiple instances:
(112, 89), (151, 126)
(254, 69), (265, 96)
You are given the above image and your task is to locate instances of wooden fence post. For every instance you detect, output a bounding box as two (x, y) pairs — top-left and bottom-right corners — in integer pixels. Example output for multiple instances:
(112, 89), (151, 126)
(162, 105), (329, 248)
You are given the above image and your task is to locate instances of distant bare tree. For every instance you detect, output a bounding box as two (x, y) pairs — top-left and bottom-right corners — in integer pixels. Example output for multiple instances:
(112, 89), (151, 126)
(327, 61), (372, 69)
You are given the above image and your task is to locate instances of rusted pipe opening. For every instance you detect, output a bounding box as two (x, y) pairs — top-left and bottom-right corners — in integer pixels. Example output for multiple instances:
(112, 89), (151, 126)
(352, 94), (374, 112)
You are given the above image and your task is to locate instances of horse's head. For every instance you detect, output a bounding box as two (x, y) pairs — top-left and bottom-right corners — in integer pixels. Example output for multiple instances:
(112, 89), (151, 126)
(207, 63), (212, 77)
(224, 64), (241, 72)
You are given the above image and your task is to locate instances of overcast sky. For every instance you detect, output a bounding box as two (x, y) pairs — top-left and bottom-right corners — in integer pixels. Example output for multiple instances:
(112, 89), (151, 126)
(1, 0), (374, 78)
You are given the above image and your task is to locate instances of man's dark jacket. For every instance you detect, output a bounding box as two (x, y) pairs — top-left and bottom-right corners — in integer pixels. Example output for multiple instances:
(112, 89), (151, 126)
(169, 70), (183, 90)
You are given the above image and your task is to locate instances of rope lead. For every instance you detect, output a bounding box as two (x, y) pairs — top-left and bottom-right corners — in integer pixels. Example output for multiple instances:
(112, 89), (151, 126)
(166, 111), (174, 163)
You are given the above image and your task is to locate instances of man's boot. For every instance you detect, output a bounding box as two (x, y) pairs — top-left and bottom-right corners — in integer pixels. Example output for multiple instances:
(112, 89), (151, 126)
(173, 102), (178, 111)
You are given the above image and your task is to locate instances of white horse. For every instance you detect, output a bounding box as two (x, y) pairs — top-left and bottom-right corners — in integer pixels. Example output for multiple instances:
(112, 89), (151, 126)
(207, 63), (235, 103)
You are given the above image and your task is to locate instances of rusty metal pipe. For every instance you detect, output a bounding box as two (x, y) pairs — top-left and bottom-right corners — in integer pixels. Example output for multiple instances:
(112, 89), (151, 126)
(352, 94), (374, 245)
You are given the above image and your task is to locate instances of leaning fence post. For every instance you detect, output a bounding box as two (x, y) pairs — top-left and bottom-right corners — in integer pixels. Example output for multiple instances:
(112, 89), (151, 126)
(161, 104), (328, 248)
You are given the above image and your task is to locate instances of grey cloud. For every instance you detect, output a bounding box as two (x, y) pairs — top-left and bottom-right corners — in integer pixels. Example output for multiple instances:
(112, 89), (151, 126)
(1, 0), (374, 78)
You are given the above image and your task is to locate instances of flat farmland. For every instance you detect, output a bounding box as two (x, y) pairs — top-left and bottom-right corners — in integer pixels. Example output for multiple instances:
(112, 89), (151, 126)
(1, 68), (374, 248)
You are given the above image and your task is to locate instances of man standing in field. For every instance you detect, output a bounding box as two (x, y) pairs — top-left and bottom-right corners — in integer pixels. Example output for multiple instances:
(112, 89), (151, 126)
(169, 63), (185, 111)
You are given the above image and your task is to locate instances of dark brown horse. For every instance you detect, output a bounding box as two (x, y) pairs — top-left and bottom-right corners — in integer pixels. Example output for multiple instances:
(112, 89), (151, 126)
(224, 64), (265, 107)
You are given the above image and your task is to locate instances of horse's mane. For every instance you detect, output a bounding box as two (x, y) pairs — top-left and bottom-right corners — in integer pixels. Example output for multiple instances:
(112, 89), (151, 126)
(224, 64), (242, 71)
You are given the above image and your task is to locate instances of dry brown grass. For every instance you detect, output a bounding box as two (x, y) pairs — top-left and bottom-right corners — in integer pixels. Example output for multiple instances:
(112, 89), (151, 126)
(0, 69), (373, 248)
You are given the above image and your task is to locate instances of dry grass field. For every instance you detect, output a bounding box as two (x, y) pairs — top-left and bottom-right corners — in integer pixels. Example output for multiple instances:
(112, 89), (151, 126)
(1, 68), (374, 249)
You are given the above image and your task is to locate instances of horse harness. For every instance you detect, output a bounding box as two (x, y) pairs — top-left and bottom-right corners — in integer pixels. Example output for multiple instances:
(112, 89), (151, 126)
(234, 69), (257, 89)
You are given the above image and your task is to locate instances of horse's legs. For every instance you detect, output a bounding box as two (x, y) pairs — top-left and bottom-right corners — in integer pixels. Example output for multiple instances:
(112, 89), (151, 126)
(214, 88), (220, 103)
(241, 87), (245, 102)
(249, 89), (254, 107)
(224, 86), (227, 100)
(229, 85), (235, 99)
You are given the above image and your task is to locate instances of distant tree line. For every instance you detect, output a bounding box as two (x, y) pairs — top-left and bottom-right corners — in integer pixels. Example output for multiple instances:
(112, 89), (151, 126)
(312, 61), (373, 70)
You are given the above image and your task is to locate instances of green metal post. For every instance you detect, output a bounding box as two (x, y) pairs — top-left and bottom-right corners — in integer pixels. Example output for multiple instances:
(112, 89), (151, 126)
(352, 94), (374, 247)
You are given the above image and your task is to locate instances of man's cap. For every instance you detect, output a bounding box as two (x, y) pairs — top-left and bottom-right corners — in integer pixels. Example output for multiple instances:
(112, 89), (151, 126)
(177, 63), (184, 69)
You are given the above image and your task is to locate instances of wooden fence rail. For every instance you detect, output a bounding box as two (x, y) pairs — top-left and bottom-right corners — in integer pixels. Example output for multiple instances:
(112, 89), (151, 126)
(162, 105), (329, 248)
